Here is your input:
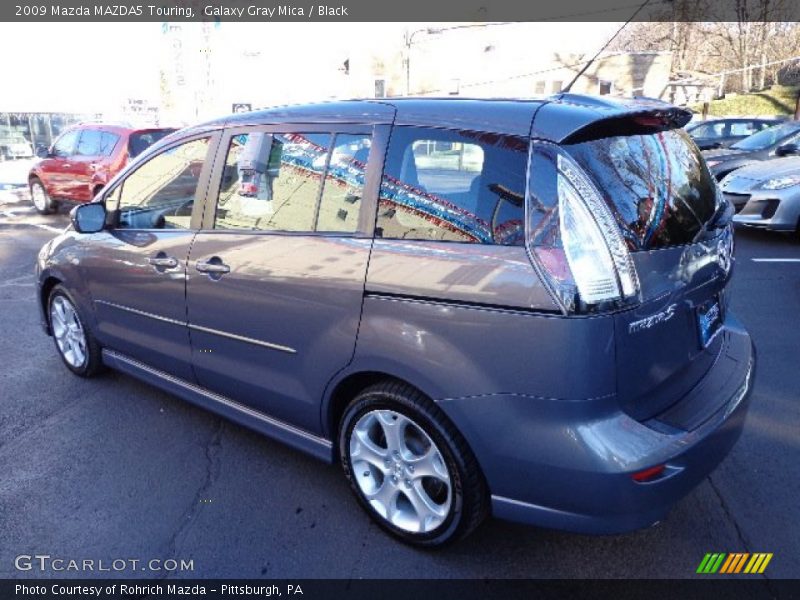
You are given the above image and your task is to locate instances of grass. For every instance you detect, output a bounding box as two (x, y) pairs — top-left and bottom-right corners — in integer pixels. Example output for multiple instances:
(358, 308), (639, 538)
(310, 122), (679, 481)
(690, 85), (799, 116)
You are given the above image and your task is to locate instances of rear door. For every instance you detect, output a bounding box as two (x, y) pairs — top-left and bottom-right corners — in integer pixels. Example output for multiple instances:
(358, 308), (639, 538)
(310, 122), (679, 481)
(563, 127), (735, 422)
(185, 124), (388, 433)
(70, 128), (104, 201)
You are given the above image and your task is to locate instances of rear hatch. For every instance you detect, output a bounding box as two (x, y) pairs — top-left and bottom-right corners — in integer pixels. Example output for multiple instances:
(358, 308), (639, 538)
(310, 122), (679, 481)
(564, 127), (734, 424)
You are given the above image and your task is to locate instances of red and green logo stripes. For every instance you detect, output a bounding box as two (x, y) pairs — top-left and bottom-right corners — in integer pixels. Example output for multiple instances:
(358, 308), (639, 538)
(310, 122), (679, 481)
(697, 553), (773, 574)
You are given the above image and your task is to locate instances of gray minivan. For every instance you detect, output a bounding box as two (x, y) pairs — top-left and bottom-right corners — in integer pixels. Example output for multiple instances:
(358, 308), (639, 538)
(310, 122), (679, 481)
(36, 94), (755, 546)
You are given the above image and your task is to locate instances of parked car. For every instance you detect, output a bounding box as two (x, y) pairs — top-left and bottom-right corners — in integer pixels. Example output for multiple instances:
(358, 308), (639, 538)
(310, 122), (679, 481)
(703, 120), (800, 180)
(36, 95), (754, 547)
(28, 123), (176, 214)
(0, 132), (34, 160)
(718, 156), (800, 233)
(685, 117), (777, 150)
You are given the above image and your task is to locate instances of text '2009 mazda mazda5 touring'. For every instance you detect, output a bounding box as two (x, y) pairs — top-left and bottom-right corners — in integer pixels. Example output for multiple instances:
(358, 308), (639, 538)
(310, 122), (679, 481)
(36, 95), (755, 546)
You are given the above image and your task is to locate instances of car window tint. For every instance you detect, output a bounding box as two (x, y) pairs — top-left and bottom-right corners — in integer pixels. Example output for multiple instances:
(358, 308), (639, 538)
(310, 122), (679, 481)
(98, 132), (120, 156)
(129, 130), (176, 158)
(214, 132), (330, 232)
(316, 134), (371, 233)
(377, 126), (527, 245)
(691, 122), (725, 138)
(730, 122), (757, 136)
(53, 131), (78, 157)
(76, 130), (103, 156)
(111, 137), (210, 230)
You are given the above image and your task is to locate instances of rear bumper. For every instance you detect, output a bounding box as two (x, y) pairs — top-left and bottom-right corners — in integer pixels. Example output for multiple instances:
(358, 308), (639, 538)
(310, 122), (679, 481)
(437, 317), (755, 534)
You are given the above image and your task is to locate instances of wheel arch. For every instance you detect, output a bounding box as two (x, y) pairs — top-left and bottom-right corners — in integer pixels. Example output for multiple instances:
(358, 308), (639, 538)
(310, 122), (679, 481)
(39, 275), (63, 333)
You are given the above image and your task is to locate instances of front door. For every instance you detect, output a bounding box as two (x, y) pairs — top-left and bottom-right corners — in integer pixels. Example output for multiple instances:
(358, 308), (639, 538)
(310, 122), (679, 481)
(82, 133), (217, 380)
(186, 126), (381, 433)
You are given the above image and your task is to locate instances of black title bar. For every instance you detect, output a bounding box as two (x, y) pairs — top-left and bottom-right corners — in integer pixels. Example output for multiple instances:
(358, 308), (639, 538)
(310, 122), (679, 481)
(4, 0), (800, 22)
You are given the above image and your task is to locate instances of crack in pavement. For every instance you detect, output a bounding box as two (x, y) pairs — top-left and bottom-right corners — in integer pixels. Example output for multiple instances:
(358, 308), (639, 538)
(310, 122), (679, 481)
(160, 418), (225, 580)
(707, 474), (779, 590)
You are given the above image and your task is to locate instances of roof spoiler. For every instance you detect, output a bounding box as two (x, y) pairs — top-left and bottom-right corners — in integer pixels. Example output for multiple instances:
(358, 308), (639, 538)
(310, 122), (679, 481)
(532, 94), (693, 145)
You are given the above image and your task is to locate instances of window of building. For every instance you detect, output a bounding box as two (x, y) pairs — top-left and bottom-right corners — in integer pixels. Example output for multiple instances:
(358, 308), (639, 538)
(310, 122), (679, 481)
(598, 80), (613, 95)
(551, 80), (563, 93)
(534, 80), (547, 95)
(377, 127), (527, 245)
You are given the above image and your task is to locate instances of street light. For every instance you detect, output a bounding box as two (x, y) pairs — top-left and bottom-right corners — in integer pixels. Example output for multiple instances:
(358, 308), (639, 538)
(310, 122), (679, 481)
(404, 27), (443, 96)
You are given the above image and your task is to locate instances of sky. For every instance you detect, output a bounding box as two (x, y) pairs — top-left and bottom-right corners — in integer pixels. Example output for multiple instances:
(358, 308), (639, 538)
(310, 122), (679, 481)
(0, 22), (623, 117)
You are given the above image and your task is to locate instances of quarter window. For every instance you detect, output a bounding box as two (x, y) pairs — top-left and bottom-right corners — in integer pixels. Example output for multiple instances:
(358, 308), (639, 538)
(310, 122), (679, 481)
(109, 137), (210, 230)
(377, 127), (527, 245)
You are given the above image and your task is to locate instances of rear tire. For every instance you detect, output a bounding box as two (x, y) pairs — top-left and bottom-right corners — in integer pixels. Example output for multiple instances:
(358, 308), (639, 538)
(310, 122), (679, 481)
(30, 178), (56, 215)
(338, 381), (489, 547)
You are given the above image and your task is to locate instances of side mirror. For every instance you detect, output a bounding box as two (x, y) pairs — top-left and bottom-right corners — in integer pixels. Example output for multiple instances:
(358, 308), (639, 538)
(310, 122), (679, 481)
(36, 146), (50, 159)
(70, 203), (106, 234)
(775, 143), (799, 156)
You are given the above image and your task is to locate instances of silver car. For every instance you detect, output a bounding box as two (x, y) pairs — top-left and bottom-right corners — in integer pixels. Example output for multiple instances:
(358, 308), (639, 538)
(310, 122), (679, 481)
(724, 157), (800, 233)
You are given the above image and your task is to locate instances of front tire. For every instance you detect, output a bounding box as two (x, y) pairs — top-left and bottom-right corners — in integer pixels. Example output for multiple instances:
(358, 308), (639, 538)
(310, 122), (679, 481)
(339, 381), (489, 547)
(48, 285), (103, 377)
(31, 177), (56, 215)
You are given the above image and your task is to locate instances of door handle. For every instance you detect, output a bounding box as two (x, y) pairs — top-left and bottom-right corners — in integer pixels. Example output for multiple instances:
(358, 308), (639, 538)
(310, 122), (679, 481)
(196, 257), (230, 277)
(148, 254), (179, 270)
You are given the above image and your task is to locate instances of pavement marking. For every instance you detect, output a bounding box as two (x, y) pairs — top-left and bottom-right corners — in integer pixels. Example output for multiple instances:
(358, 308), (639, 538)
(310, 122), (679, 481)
(751, 258), (800, 263)
(0, 215), (64, 233)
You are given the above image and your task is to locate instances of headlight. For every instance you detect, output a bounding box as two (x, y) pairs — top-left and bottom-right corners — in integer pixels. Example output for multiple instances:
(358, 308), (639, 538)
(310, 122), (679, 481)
(758, 175), (800, 190)
(706, 160), (721, 167)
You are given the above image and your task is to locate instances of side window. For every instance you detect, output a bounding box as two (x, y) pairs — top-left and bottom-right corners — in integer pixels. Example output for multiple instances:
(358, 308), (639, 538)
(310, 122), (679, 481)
(730, 122), (757, 136)
(76, 129), (103, 156)
(214, 132), (330, 232)
(316, 134), (371, 232)
(52, 130), (78, 158)
(377, 127), (527, 245)
(99, 132), (120, 156)
(109, 137), (210, 230)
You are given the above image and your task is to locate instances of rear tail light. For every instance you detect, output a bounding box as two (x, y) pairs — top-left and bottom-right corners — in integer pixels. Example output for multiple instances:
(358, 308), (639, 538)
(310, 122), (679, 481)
(528, 145), (640, 313)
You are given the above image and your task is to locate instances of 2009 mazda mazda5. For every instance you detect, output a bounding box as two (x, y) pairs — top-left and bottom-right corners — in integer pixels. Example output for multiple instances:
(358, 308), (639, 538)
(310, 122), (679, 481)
(36, 94), (755, 546)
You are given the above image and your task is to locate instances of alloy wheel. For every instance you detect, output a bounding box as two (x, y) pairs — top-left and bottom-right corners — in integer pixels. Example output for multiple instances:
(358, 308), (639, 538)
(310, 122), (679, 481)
(50, 296), (88, 369)
(349, 409), (452, 533)
(31, 182), (47, 212)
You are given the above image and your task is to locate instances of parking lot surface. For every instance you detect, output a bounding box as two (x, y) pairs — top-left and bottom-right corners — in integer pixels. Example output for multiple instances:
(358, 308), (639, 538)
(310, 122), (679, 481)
(0, 187), (798, 579)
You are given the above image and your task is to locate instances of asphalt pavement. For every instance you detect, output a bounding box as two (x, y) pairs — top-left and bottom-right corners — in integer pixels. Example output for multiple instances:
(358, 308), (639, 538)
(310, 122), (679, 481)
(0, 185), (798, 580)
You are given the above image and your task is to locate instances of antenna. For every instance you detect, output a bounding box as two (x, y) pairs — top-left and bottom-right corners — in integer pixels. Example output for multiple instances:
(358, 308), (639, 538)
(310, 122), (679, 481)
(562, 0), (652, 94)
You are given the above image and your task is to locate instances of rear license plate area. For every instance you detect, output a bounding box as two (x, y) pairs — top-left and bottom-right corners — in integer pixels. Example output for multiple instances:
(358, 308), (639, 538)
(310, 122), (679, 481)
(697, 297), (723, 348)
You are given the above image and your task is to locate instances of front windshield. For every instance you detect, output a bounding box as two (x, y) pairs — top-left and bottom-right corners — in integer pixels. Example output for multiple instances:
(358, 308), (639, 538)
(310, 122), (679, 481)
(731, 122), (800, 151)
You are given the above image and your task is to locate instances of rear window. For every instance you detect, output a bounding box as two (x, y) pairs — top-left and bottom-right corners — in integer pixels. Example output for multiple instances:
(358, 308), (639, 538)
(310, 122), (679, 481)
(565, 128), (717, 250)
(128, 129), (177, 158)
(377, 126), (527, 245)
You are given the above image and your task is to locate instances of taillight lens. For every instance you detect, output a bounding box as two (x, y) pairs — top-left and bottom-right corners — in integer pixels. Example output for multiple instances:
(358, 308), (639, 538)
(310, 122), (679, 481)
(527, 143), (640, 313)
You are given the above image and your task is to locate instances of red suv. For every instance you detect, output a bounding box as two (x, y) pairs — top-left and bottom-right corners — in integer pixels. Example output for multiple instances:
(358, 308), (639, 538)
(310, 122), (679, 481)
(29, 124), (176, 214)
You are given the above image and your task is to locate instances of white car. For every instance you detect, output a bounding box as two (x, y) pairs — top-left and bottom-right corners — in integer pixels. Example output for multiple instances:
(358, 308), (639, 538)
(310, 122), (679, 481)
(0, 133), (34, 160)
